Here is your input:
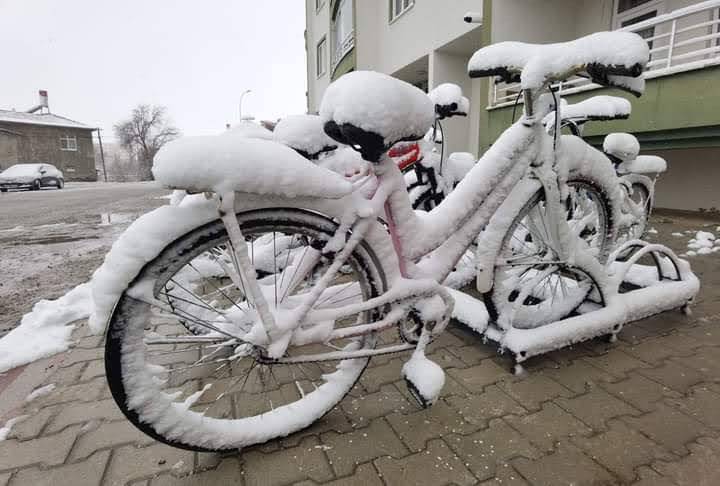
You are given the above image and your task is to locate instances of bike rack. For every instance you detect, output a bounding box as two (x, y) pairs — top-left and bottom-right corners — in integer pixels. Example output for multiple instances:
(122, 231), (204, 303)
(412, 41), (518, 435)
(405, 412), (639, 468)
(449, 239), (700, 374)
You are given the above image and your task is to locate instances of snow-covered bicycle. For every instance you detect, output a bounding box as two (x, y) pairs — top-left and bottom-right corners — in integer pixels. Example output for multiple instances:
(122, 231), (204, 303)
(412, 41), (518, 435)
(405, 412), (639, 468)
(544, 95), (667, 243)
(93, 31), (692, 452)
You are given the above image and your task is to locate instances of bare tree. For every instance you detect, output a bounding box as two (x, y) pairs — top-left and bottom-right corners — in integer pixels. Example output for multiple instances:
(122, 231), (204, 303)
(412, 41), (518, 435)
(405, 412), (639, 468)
(113, 104), (180, 180)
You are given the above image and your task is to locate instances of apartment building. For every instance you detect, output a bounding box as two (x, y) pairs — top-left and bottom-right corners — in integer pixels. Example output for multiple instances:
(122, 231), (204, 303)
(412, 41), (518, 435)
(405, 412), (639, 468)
(305, 0), (720, 211)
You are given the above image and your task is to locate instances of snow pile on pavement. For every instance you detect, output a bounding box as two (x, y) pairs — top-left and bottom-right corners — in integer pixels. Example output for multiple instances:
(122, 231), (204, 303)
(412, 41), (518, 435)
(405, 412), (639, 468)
(25, 383), (56, 403)
(0, 415), (28, 441)
(683, 230), (720, 257)
(0, 283), (92, 373)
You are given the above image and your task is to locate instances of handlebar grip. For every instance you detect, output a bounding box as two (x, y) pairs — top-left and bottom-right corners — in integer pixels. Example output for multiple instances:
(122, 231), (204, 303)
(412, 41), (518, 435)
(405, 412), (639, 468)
(463, 12), (482, 23)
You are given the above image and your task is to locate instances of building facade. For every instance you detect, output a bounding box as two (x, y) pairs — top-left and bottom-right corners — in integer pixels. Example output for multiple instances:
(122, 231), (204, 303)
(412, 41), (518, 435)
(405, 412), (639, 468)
(0, 93), (97, 181)
(305, 0), (720, 212)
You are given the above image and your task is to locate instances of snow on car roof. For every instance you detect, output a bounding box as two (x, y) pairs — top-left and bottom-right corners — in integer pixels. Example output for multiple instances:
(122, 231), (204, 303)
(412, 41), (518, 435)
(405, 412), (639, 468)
(1, 164), (47, 176)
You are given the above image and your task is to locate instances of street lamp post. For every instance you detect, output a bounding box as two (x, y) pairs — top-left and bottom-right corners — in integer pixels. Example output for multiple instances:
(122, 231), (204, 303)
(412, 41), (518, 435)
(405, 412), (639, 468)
(239, 89), (252, 122)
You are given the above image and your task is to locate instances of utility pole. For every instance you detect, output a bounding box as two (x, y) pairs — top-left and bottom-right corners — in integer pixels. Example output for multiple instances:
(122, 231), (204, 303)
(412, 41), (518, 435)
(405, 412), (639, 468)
(239, 89), (252, 122)
(96, 128), (107, 182)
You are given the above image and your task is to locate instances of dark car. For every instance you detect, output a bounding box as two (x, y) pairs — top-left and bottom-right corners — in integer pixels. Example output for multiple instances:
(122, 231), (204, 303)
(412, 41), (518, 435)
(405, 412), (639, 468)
(0, 163), (65, 192)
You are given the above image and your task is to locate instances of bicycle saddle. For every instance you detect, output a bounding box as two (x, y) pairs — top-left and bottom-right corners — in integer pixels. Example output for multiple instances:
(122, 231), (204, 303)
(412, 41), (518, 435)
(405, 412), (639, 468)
(468, 31), (649, 96)
(320, 71), (434, 163)
(273, 114), (338, 160)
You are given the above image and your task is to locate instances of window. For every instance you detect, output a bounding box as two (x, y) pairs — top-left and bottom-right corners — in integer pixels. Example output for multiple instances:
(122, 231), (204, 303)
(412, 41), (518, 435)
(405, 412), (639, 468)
(315, 0), (324, 11)
(316, 37), (327, 77)
(331, 0), (354, 69)
(614, 0), (663, 50)
(60, 135), (77, 151)
(390, 0), (414, 22)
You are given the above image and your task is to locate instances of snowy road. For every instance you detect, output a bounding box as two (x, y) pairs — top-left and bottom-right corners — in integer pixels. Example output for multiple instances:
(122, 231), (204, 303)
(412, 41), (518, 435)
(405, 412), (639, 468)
(0, 181), (170, 334)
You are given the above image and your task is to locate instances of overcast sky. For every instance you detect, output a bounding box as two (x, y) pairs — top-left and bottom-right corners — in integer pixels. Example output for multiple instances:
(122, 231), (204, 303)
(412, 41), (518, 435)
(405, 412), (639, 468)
(0, 0), (308, 140)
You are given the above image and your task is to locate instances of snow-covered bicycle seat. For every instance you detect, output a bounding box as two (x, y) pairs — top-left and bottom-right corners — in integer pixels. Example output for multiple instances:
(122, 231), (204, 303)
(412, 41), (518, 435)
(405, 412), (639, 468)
(273, 114), (338, 160)
(320, 71), (434, 163)
(468, 31), (649, 95)
(543, 95), (631, 127)
(153, 135), (352, 198)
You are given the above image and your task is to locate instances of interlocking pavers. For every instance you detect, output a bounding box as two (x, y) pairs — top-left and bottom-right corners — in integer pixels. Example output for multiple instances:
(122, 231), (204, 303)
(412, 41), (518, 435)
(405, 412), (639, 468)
(504, 402), (592, 452)
(150, 458), (242, 486)
(0, 425), (79, 471)
(555, 387), (640, 431)
(446, 359), (510, 391)
(600, 373), (681, 413)
(373, 439), (476, 486)
(622, 403), (708, 455)
(446, 418), (541, 481)
(651, 436), (720, 486)
(570, 419), (676, 483)
(9, 450), (109, 486)
(512, 441), (615, 485)
(69, 420), (156, 461)
(445, 385), (526, 427)
(102, 443), (194, 486)
(241, 436), (334, 486)
(386, 400), (478, 452)
(498, 373), (575, 411)
(320, 418), (408, 476)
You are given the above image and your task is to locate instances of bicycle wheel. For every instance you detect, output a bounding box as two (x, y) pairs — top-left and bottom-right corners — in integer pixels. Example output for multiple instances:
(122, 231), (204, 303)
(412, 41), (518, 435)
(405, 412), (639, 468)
(105, 208), (386, 451)
(485, 180), (611, 329)
(625, 182), (651, 240)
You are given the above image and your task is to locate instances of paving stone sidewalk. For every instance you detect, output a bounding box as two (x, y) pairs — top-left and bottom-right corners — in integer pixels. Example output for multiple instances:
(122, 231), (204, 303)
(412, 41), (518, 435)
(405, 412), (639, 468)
(1, 214), (720, 485)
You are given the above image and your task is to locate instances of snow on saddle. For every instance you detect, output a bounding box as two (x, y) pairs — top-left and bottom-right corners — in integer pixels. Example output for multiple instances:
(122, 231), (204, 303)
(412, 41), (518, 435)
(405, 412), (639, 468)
(468, 31), (650, 95)
(320, 71), (435, 163)
(152, 133), (352, 199)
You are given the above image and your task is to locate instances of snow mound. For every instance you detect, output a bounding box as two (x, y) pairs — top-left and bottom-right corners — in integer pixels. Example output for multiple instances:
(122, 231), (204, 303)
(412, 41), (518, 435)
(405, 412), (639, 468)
(320, 71), (435, 147)
(273, 114), (337, 157)
(152, 135), (352, 198)
(617, 155), (667, 175)
(0, 283), (92, 373)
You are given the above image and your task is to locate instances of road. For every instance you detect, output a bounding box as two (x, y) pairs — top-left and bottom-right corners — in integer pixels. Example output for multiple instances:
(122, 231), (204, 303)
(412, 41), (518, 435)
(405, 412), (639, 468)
(0, 182), (170, 334)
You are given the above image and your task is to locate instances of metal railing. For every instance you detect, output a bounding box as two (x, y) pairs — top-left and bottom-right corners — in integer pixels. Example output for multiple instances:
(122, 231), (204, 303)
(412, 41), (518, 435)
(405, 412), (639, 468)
(490, 0), (720, 107)
(332, 30), (355, 72)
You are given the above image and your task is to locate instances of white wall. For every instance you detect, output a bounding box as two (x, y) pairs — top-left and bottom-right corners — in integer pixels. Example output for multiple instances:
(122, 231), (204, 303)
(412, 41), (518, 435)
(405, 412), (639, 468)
(651, 147), (720, 211)
(305, 0), (331, 112)
(430, 50), (475, 157)
(356, 0), (483, 74)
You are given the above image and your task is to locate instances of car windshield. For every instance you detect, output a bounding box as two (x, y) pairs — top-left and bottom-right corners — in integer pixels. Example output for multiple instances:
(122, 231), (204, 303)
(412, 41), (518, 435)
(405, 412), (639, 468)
(0, 164), (43, 177)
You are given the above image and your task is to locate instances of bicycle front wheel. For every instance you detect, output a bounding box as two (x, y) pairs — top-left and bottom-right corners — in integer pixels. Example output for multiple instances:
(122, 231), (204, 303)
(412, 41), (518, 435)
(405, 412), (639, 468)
(105, 208), (386, 451)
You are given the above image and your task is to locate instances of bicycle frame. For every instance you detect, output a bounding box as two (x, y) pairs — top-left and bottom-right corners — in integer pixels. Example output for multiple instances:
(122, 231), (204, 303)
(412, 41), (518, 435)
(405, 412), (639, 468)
(219, 89), (582, 358)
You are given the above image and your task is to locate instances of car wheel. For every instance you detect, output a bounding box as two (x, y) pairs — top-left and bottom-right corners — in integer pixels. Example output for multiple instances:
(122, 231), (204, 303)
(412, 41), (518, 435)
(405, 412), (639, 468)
(57, 178), (64, 189)
(31, 180), (41, 191)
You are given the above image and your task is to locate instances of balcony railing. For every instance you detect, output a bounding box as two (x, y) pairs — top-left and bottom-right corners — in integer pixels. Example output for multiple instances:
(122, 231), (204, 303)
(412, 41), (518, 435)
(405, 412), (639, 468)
(490, 0), (720, 107)
(332, 30), (355, 73)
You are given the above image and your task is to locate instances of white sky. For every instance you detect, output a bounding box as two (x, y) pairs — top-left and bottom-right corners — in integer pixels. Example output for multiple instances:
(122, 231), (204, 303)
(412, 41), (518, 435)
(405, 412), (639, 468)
(0, 0), (308, 139)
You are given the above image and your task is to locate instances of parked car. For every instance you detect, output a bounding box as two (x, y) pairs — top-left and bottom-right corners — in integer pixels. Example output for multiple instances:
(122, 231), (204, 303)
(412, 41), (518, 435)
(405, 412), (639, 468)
(0, 163), (64, 192)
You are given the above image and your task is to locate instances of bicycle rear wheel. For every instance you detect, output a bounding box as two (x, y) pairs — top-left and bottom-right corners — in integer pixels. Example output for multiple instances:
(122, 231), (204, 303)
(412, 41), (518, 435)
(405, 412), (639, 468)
(485, 180), (611, 329)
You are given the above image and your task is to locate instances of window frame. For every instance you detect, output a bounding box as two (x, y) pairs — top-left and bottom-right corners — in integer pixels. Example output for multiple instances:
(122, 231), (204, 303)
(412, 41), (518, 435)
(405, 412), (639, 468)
(60, 135), (78, 151)
(389, 0), (414, 24)
(316, 35), (327, 78)
(612, 0), (664, 30)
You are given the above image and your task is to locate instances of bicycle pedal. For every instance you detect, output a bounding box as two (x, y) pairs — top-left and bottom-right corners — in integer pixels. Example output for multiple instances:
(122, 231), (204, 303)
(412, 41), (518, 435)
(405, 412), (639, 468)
(402, 354), (445, 408)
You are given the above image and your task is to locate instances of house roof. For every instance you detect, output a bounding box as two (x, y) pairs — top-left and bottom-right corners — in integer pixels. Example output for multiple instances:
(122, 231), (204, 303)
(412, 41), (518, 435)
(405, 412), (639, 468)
(0, 110), (95, 130)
